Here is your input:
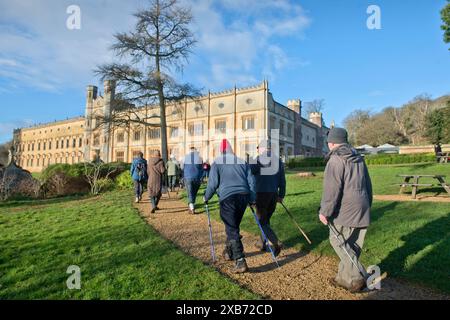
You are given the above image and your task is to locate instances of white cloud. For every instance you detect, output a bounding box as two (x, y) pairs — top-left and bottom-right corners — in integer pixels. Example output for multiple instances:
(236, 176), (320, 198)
(0, 119), (34, 143)
(0, 0), (311, 93)
(188, 0), (311, 88)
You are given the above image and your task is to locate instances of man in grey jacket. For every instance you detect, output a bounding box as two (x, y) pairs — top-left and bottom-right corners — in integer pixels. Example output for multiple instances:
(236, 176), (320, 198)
(318, 127), (373, 293)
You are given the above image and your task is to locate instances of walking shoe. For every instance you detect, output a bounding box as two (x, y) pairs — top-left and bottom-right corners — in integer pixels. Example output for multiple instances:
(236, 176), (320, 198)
(254, 238), (267, 251)
(222, 246), (233, 261)
(151, 208), (156, 214)
(272, 242), (283, 257)
(328, 278), (348, 290)
(135, 197), (140, 203)
(348, 279), (366, 293)
(232, 258), (248, 274)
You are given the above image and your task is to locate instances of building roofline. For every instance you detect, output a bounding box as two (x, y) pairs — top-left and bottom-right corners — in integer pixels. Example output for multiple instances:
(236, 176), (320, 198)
(15, 116), (85, 132)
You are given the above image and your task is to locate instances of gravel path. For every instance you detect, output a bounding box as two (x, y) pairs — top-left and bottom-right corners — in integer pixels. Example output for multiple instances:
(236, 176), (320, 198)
(136, 193), (449, 300)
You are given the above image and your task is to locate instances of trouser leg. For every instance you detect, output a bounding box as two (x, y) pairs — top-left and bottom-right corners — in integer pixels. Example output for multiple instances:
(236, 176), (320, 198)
(185, 179), (200, 204)
(256, 192), (279, 245)
(150, 197), (157, 209)
(134, 180), (141, 198)
(329, 224), (367, 288)
(220, 194), (248, 260)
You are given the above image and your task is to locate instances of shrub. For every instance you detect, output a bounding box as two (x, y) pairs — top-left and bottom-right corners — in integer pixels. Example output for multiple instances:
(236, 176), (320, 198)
(96, 178), (116, 193)
(287, 157), (326, 169)
(364, 153), (436, 165)
(115, 171), (133, 189)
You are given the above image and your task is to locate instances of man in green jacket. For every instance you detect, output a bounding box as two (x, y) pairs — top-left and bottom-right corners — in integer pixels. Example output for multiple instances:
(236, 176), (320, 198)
(166, 155), (180, 192)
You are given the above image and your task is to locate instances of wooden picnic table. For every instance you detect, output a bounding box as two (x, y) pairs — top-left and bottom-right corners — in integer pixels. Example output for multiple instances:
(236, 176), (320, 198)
(437, 152), (450, 163)
(398, 174), (450, 199)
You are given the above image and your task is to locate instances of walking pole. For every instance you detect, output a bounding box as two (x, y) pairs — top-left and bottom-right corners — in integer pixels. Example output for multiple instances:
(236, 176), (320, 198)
(280, 202), (312, 245)
(328, 222), (369, 280)
(249, 206), (280, 268)
(204, 203), (216, 263)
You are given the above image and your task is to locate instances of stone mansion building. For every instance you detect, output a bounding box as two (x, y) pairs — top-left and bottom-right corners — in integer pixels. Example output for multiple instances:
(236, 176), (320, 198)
(13, 80), (329, 172)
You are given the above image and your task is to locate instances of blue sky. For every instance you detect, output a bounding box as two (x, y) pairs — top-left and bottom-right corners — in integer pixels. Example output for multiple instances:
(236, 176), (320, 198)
(0, 0), (449, 143)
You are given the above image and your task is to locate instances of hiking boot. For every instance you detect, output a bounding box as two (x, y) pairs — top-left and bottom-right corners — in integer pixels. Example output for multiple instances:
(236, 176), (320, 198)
(188, 209), (195, 215)
(222, 243), (233, 261)
(272, 242), (283, 257)
(151, 208), (156, 214)
(232, 258), (248, 274)
(254, 238), (267, 251)
(348, 279), (366, 293)
(328, 277), (347, 290)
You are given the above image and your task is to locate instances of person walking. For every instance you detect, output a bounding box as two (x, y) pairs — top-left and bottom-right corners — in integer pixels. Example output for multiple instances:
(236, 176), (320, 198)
(147, 150), (165, 214)
(166, 155), (180, 192)
(204, 139), (256, 273)
(183, 147), (203, 214)
(318, 127), (373, 293)
(250, 140), (286, 257)
(202, 161), (211, 183)
(130, 151), (148, 203)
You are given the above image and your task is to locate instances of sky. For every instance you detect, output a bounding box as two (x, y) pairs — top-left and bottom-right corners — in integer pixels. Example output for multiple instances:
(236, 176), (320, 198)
(0, 0), (449, 143)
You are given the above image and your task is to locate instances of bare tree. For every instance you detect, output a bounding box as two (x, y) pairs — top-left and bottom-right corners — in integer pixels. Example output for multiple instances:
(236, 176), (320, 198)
(84, 162), (117, 195)
(343, 109), (371, 145)
(304, 99), (325, 116)
(95, 0), (199, 162)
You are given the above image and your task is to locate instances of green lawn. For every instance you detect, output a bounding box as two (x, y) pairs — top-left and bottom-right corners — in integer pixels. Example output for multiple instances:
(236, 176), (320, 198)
(198, 163), (450, 294)
(0, 191), (258, 300)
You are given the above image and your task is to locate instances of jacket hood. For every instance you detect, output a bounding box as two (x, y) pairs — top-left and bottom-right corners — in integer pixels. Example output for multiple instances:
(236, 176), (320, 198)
(133, 158), (146, 164)
(148, 157), (162, 165)
(327, 144), (362, 163)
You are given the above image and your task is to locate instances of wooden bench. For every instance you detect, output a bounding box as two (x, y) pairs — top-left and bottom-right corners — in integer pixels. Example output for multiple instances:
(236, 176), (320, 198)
(397, 174), (450, 199)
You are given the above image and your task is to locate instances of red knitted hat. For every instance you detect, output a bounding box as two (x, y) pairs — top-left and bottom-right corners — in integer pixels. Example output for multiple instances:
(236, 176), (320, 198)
(219, 139), (232, 153)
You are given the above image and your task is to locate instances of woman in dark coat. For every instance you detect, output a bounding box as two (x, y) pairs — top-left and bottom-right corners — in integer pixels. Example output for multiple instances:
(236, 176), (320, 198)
(147, 150), (165, 213)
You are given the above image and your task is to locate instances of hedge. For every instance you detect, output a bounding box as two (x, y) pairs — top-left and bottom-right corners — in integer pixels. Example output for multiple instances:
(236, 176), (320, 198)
(286, 153), (437, 168)
(364, 153), (436, 165)
(287, 157), (326, 169)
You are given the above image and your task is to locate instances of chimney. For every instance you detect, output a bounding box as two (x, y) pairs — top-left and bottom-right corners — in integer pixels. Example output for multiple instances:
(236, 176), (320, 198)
(309, 112), (323, 127)
(287, 99), (301, 114)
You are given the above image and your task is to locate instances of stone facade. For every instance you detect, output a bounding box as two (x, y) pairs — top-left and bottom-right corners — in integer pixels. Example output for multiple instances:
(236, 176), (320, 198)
(13, 81), (329, 172)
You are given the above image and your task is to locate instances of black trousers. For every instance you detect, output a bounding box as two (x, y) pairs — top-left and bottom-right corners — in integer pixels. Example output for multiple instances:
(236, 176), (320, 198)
(255, 192), (279, 244)
(220, 193), (249, 260)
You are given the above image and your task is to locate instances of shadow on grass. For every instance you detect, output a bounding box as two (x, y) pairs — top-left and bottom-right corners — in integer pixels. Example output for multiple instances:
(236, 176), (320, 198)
(0, 193), (92, 210)
(378, 212), (450, 294)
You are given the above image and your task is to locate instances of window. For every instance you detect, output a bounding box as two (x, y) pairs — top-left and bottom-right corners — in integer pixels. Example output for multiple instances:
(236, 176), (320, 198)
(188, 122), (203, 136)
(37, 158), (40, 166)
(73, 139), (76, 148)
(287, 123), (293, 137)
(93, 134), (100, 147)
(38, 143), (41, 151)
(28, 144), (30, 151)
(66, 139), (69, 148)
(270, 117), (276, 130)
(116, 151), (125, 162)
(117, 132), (125, 143)
(32, 144), (34, 151)
(170, 127), (179, 138)
(49, 141), (52, 150)
(215, 119), (226, 134)
(242, 116), (255, 131)
(279, 120), (285, 136)
(79, 138), (83, 147)
(242, 143), (257, 157)
(56, 140), (59, 149)
(148, 128), (161, 140)
(134, 130), (142, 141)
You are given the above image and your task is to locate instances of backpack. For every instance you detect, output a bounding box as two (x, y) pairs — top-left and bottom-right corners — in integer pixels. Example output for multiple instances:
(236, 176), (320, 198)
(136, 162), (145, 181)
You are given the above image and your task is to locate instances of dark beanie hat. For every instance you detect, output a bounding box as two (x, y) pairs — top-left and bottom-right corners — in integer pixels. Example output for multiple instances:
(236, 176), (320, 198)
(327, 127), (348, 144)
